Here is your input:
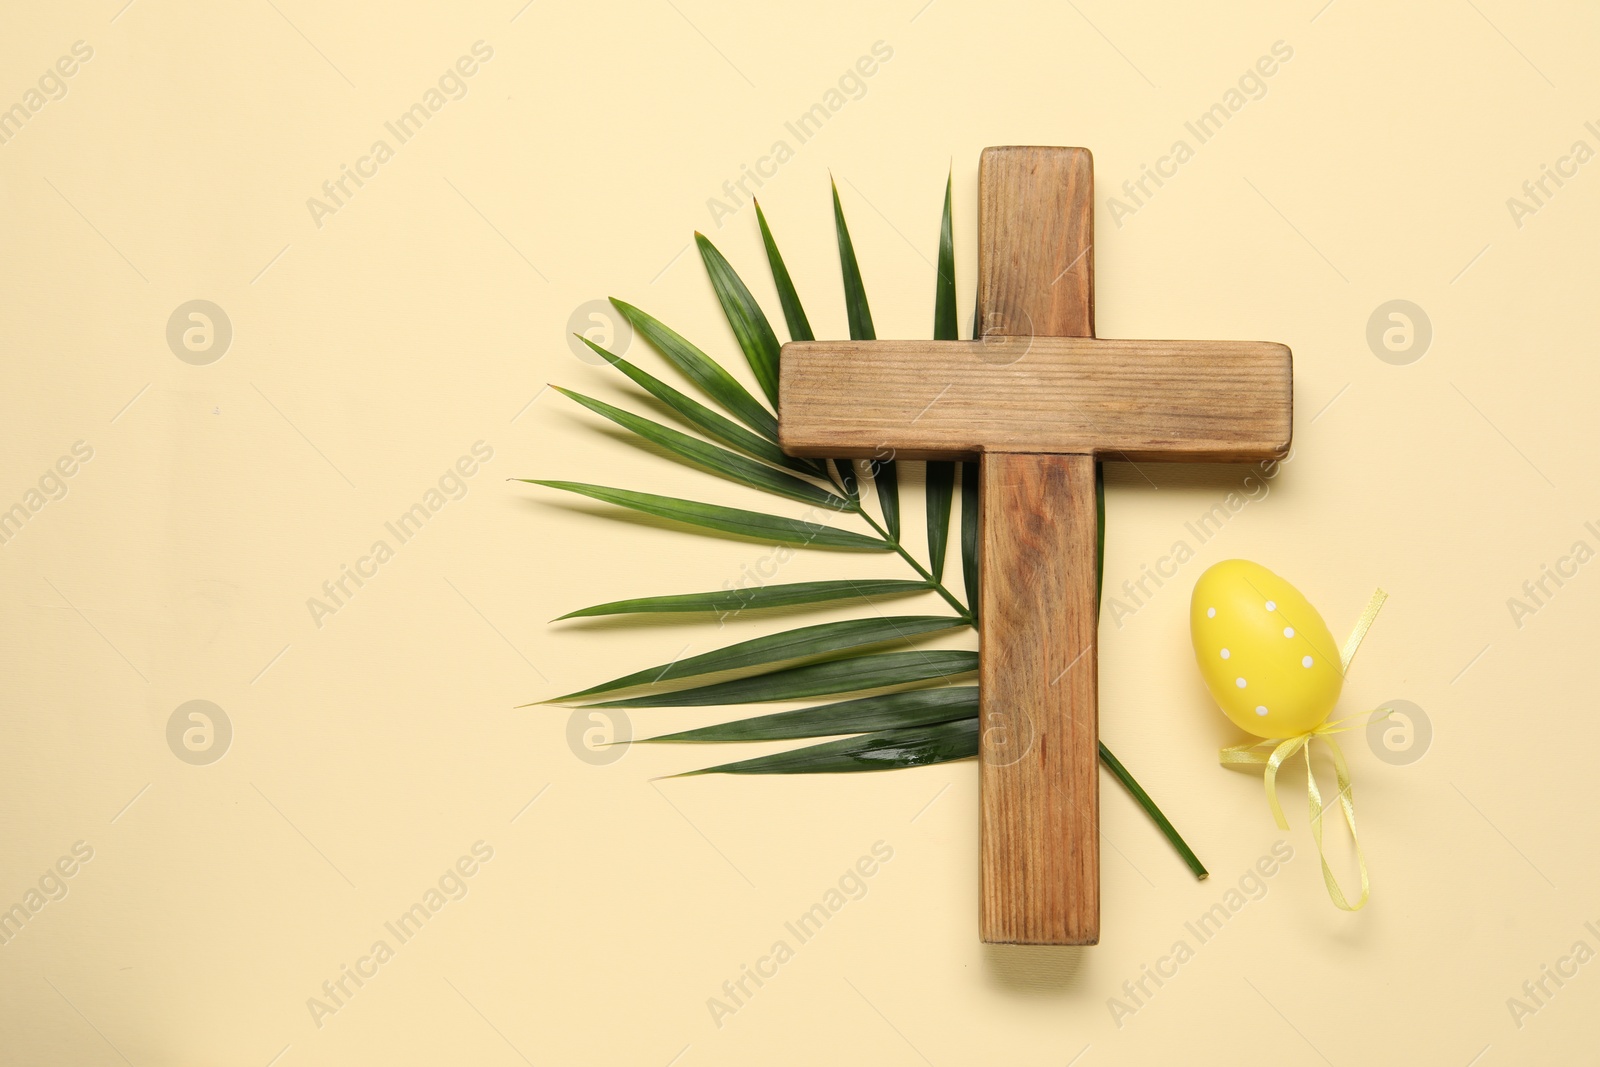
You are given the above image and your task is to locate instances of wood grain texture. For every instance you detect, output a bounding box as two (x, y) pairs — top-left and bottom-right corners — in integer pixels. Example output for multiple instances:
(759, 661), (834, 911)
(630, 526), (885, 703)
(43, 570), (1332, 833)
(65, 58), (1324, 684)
(777, 337), (1293, 461)
(978, 147), (1099, 945)
(979, 146), (1095, 342)
(978, 451), (1100, 944)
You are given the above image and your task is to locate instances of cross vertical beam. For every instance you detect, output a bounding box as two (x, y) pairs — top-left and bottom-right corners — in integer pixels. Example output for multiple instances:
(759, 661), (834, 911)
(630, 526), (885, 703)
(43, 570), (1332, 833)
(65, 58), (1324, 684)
(977, 147), (1099, 944)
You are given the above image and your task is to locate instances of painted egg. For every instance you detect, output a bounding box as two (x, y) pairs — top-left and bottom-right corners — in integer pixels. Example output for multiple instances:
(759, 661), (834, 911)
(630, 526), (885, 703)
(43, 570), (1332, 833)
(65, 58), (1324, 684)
(1190, 560), (1343, 738)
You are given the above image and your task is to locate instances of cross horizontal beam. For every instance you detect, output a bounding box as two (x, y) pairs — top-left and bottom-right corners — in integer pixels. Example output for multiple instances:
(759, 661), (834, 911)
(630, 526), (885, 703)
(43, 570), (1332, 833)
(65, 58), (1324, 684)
(778, 337), (1292, 462)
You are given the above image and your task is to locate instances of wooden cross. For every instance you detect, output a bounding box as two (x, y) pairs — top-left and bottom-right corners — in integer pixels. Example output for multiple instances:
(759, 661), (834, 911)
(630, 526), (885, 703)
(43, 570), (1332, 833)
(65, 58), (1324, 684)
(778, 146), (1293, 945)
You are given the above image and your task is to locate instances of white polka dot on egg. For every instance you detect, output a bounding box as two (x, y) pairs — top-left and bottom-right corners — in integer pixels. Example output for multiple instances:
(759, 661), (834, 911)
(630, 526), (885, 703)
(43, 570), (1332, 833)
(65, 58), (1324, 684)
(1302, 656), (1314, 668)
(1207, 607), (1216, 618)
(1283, 626), (1295, 638)
(1220, 648), (1230, 659)
(1235, 677), (1247, 688)
(1265, 601), (1276, 612)
(1255, 706), (1268, 716)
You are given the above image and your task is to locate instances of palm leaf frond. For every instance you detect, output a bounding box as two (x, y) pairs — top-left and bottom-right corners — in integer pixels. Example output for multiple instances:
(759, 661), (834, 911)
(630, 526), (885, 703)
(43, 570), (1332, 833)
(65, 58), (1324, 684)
(523, 481), (884, 550)
(642, 686), (978, 742)
(926, 172), (959, 580)
(552, 387), (845, 510)
(926, 463), (955, 582)
(553, 615), (966, 702)
(583, 649), (979, 708)
(870, 457), (900, 541)
(960, 460), (980, 619)
(676, 718), (978, 775)
(556, 578), (932, 621)
(834, 458), (860, 505)
(580, 337), (821, 476)
(831, 180), (898, 541)
(831, 180), (877, 341)
(610, 299), (778, 440)
(696, 233), (782, 406)
(1096, 461), (1106, 604)
(934, 171), (959, 341)
(1098, 741), (1207, 879)
(754, 200), (813, 342)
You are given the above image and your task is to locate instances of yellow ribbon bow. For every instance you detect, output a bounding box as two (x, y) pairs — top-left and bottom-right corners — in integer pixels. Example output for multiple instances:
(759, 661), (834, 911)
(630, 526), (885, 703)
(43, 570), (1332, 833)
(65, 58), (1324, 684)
(1219, 588), (1387, 912)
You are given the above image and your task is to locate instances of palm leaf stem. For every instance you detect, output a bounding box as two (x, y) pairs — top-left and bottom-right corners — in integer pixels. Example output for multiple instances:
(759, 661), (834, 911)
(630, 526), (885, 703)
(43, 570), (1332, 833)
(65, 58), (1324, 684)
(817, 465), (974, 625)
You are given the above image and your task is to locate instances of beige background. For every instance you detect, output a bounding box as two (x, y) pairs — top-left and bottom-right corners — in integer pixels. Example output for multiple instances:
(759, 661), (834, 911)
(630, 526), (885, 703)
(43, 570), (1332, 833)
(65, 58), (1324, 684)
(2, 0), (1596, 1063)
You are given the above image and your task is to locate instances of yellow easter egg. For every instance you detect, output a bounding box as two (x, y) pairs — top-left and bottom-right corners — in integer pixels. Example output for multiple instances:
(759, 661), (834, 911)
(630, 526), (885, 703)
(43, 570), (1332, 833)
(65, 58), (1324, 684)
(1190, 560), (1343, 738)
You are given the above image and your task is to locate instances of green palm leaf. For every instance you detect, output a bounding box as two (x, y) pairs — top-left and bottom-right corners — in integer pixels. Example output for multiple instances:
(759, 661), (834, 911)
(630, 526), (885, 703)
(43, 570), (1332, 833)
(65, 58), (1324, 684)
(580, 337), (822, 476)
(676, 718), (978, 775)
(552, 387), (844, 510)
(643, 686), (978, 742)
(553, 615), (966, 701)
(610, 299), (778, 440)
(831, 181), (876, 340)
(755, 199), (814, 342)
(869, 460), (899, 540)
(959, 305), (982, 619)
(960, 460), (980, 620)
(1098, 741), (1207, 879)
(755, 198), (868, 544)
(834, 459), (860, 504)
(521, 481), (883, 550)
(1096, 461), (1106, 605)
(926, 173), (959, 581)
(934, 171), (959, 342)
(696, 233), (781, 406)
(831, 180), (898, 541)
(925, 463), (955, 582)
(585, 649), (978, 708)
(556, 578), (932, 620)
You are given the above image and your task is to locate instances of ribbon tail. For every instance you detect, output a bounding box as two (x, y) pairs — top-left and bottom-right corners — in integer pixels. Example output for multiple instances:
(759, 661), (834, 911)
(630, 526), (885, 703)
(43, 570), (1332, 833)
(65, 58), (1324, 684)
(1340, 588), (1387, 674)
(1306, 734), (1370, 911)
(1262, 736), (1306, 831)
